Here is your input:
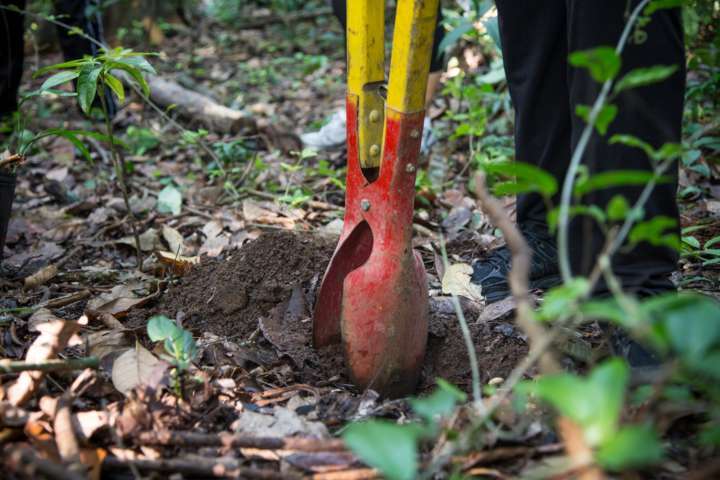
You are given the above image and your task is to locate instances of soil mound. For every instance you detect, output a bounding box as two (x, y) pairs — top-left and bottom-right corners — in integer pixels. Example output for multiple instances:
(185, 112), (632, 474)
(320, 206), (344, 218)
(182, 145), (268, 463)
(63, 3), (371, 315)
(143, 230), (528, 392)
(155, 230), (335, 339)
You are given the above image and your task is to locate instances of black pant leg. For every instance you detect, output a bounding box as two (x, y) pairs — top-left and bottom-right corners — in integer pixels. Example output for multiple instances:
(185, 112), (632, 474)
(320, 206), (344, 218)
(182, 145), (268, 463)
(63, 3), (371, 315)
(495, 0), (571, 239)
(0, 0), (26, 115)
(566, 1), (684, 290)
(53, 0), (102, 60)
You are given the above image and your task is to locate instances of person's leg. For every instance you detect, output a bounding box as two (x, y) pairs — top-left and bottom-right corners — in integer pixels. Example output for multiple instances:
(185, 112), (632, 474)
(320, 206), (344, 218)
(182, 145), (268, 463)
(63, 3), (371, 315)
(0, 0), (27, 117)
(471, 0), (567, 302)
(53, 0), (102, 59)
(52, 0), (116, 118)
(565, 0), (684, 293)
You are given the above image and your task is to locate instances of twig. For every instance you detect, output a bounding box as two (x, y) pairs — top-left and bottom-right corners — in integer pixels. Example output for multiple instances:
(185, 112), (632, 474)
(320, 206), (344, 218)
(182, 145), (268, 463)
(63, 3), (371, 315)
(458, 443), (564, 471)
(0, 357), (99, 374)
(136, 430), (346, 452)
(4, 446), (85, 480)
(474, 173), (602, 480)
(0, 290), (92, 317)
(0, 153), (24, 169)
(102, 456), (295, 479)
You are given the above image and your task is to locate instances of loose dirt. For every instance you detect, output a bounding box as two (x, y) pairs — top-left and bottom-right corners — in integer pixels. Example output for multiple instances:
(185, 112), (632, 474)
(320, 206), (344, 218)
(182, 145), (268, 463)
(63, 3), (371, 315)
(139, 230), (528, 393)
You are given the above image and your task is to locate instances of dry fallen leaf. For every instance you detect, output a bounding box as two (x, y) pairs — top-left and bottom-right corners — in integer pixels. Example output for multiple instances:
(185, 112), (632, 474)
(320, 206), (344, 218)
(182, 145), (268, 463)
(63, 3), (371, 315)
(156, 250), (200, 275)
(441, 263), (485, 305)
(86, 284), (157, 318)
(161, 224), (185, 255)
(7, 319), (83, 406)
(111, 343), (167, 395)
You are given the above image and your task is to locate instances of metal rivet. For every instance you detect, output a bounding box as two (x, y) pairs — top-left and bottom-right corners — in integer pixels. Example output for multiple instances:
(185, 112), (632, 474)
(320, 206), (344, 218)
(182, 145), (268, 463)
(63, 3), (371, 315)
(410, 129), (420, 139)
(360, 199), (371, 211)
(369, 144), (380, 156)
(405, 163), (416, 173)
(369, 110), (380, 123)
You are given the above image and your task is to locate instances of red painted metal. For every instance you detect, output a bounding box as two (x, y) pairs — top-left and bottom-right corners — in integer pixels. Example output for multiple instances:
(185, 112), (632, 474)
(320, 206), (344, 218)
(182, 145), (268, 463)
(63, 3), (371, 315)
(313, 95), (429, 397)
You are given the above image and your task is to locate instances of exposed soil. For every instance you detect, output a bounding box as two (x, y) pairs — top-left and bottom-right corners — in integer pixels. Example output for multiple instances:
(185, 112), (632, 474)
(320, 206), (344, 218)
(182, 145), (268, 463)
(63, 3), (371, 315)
(135, 230), (528, 393)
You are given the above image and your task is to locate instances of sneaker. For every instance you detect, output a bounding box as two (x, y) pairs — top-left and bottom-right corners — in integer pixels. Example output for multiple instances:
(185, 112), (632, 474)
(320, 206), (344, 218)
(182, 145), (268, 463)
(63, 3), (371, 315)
(420, 116), (436, 154)
(470, 227), (561, 303)
(301, 109), (437, 152)
(300, 109), (347, 150)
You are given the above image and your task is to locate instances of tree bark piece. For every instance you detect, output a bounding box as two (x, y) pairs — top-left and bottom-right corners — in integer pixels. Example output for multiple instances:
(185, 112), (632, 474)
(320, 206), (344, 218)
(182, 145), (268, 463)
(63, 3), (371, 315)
(144, 75), (255, 134)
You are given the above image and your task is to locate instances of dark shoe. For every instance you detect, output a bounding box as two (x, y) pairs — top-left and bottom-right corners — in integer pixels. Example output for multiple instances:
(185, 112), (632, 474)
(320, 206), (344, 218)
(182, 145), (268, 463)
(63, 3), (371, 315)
(470, 226), (561, 303)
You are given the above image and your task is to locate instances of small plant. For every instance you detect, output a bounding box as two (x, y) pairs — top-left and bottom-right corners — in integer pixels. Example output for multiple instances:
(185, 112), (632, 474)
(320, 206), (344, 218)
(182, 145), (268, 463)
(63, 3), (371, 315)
(147, 315), (198, 397)
(35, 47), (156, 267)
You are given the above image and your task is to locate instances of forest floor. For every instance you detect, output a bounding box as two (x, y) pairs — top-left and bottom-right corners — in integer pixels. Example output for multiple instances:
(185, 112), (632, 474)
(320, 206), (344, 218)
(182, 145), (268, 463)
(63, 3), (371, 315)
(1, 3), (719, 479)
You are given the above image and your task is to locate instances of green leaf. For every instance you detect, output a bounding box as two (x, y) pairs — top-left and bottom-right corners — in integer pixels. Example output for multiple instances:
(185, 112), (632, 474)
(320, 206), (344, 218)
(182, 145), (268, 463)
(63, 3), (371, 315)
(574, 170), (666, 196)
(485, 161), (558, 197)
(641, 293), (720, 361)
(614, 65), (679, 94)
(343, 421), (423, 480)
(39, 70), (80, 92)
(147, 315), (181, 342)
(576, 104), (618, 135)
(547, 205), (607, 232)
(77, 64), (102, 114)
(113, 55), (157, 75)
(596, 425), (663, 470)
(33, 58), (87, 77)
(526, 359), (628, 446)
(569, 46), (621, 83)
(609, 134), (655, 158)
(410, 379), (466, 423)
(109, 62), (151, 96)
(580, 298), (628, 325)
(157, 185), (182, 215)
(629, 216), (679, 250)
(438, 18), (475, 52)
(606, 194), (630, 221)
(103, 72), (126, 103)
(645, 0), (683, 15)
(683, 236), (701, 249)
(538, 279), (591, 321)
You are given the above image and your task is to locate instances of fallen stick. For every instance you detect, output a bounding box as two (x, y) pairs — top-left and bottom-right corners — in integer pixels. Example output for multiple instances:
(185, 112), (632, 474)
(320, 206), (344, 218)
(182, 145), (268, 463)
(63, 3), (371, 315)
(144, 75), (255, 133)
(4, 446), (85, 480)
(137, 430), (347, 452)
(102, 456), (295, 479)
(458, 443), (564, 471)
(0, 357), (99, 374)
(237, 7), (332, 29)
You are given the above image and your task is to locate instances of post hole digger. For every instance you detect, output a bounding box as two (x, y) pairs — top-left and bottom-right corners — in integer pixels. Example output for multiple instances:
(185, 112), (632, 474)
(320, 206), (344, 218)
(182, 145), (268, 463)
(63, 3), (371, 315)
(313, 0), (439, 397)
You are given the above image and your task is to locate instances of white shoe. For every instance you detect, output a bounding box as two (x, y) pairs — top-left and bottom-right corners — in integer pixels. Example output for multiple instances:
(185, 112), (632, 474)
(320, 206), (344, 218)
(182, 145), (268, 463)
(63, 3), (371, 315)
(300, 109), (347, 149)
(301, 109), (436, 153)
(420, 116), (436, 154)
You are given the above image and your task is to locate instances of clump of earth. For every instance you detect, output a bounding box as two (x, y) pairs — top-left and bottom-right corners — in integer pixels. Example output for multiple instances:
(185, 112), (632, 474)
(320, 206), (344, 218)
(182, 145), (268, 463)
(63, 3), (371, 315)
(139, 230), (528, 392)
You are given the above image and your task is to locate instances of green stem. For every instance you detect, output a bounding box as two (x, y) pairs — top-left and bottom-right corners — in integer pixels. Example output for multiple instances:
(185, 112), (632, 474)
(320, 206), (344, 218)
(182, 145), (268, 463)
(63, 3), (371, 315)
(98, 82), (143, 269)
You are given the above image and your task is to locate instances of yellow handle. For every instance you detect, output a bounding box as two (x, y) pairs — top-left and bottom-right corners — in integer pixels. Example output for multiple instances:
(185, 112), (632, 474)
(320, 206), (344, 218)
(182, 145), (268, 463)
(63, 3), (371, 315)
(348, 0), (385, 169)
(387, 0), (439, 114)
(348, 0), (439, 168)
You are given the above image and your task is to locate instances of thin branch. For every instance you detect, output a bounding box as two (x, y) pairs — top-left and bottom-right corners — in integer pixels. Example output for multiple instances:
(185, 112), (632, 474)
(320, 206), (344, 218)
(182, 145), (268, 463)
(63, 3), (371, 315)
(136, 430), (347, 452)
(0, 357), (99, 374)
(474, 173), (603, 480)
